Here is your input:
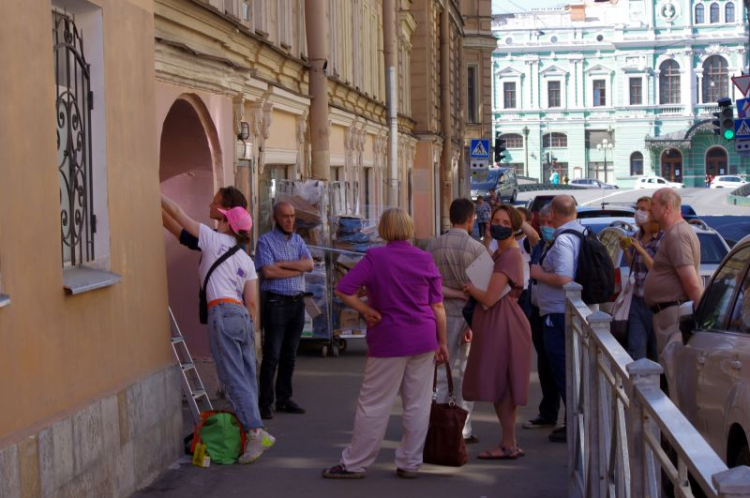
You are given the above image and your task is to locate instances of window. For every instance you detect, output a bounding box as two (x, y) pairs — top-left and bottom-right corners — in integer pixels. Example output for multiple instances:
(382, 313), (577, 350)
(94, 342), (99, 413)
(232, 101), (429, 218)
(240, 0), (253, 25)
(593, 79), (606, 106)
(548, 81), (561, 108)
(629, 77), (642, 105)
(659, 60), (681, 104)
(726, 2), (736, 22)
(630, 152), (644, 176)
(698, 247), (750, 330)
(543, 132), (568, 148)
(710, 2), (719, 23)
(500, 133), (524, 149)
(703, 56), (729, 104)
(54, 12), (95, 266)
(695, 3), (705, 23)
(503, 82), (517, 109)
(467, 65), (478, 123)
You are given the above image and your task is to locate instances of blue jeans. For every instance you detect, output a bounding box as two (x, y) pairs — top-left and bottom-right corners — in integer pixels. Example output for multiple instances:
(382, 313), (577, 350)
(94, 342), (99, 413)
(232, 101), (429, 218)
(627, 296), (657, 361)
(259, 294), (305, 408)
(542, 313), (567, 405)
(208, 302), (262, 431)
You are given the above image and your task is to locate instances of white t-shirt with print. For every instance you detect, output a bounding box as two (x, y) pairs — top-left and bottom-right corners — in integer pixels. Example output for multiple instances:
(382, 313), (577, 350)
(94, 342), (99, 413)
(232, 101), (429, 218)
(198, 224), (257, 303)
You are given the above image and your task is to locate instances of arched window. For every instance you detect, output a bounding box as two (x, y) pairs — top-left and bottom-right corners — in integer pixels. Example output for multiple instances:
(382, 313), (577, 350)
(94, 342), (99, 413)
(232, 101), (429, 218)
(630, 152), (644, 176)
(659, 60), (681, 104)
(543, 132), (568, 148)
(703, 56), (729, 103)
(695, 4), (705, 23)
(500, 133), (524, 149)
(726, 2), (735, 22)
(710, 2), (720, 23)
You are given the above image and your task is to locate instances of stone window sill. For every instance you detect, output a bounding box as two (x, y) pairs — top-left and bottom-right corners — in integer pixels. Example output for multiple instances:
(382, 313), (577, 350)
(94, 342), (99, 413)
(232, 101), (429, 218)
(63, 266), (121, 295)
(0, 293), (9, 308)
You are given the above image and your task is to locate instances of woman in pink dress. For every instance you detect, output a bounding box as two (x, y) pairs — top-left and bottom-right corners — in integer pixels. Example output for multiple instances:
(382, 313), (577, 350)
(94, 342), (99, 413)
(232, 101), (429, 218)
(462, 204), (532, 460)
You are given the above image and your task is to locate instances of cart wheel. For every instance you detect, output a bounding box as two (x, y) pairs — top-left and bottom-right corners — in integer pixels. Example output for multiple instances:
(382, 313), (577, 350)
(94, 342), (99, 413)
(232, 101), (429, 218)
(321, 345), (329, 358)
(331, 345), (340, 357)
(338, 339), (347, 353)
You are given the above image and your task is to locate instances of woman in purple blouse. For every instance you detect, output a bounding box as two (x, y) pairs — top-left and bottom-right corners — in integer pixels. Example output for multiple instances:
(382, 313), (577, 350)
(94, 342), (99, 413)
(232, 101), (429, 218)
(322, 208), (448, 480)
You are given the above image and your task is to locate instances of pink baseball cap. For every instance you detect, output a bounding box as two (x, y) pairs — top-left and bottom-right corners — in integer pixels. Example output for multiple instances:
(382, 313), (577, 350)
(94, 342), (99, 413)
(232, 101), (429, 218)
(218, 207), (253, 233)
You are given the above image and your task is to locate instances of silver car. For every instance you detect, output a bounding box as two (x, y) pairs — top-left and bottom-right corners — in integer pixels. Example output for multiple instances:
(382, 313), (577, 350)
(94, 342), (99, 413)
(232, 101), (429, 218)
(664, 234), (750, 467)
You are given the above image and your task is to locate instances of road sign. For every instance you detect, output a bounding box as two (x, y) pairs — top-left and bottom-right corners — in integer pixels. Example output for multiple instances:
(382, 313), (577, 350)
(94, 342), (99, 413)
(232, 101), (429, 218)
(733, 75), (750, 96)
(470, 138), (490, 159)
(470, 159), (489, 170)
(735, 119), (750, 139)
(735, 139), (750, 153)
(738, 98), (750, 118)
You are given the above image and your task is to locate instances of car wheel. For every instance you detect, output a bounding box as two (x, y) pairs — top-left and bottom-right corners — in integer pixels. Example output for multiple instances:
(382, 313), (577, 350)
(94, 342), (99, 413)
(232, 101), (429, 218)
(511, 190), (517, 203)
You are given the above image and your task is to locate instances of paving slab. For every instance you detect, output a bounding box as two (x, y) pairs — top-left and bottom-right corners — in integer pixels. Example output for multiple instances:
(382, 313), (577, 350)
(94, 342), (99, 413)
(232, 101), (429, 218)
(133, 340), (567, 498)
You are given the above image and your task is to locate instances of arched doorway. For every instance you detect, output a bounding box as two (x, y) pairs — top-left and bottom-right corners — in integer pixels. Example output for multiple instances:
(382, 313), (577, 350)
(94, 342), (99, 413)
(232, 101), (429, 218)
(705, 146), (728, 177)
(160, 96), (221, 359)
(661, 149), (683, 183)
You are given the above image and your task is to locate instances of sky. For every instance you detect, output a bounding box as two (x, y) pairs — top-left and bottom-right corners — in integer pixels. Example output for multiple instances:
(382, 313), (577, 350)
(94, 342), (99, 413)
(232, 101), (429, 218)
(492, 0), (568, 15)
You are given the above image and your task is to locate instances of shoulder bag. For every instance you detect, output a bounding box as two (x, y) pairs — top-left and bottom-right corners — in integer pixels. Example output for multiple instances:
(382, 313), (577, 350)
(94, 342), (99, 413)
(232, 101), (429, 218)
(199, 245), (242, 324)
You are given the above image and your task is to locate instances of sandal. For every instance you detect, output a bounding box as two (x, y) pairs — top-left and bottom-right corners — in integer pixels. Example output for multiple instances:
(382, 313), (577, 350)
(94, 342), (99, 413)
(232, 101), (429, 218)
(477, 446), (522, 460)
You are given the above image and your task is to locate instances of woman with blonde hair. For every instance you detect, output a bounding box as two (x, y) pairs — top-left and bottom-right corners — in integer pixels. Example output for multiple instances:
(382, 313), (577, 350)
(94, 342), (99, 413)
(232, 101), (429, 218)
(462, 204), (532, 460)
(322, 208), (448, 480)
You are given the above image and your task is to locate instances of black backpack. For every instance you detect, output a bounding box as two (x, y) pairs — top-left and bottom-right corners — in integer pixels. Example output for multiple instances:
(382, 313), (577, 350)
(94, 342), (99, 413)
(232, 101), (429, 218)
(546, 228), (615, 305)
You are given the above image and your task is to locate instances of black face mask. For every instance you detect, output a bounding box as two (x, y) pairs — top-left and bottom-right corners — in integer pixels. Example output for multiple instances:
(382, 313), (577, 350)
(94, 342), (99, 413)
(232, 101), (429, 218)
(490, 225), (514, 241)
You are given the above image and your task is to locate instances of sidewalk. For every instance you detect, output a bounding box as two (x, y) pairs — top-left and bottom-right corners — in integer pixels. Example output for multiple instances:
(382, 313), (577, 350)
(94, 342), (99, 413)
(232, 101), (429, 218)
(133, 340), (567, 498)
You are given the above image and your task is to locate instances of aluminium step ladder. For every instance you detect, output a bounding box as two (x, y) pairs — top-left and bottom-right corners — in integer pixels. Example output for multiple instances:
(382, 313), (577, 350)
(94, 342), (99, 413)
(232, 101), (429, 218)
(169, 307), (212, 424)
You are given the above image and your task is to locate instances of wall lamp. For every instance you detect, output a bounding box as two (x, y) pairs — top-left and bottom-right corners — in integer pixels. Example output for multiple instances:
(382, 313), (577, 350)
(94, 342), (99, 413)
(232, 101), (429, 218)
(238, 121), (250, 140)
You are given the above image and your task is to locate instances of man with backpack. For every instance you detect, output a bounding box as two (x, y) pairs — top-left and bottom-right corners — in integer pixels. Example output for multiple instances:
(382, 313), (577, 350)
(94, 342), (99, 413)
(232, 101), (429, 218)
(529, 195), (584, 444)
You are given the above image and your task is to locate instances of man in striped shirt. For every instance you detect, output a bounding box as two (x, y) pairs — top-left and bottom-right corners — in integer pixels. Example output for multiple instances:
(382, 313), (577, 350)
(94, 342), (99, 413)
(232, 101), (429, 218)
(255, 201), (314, 420)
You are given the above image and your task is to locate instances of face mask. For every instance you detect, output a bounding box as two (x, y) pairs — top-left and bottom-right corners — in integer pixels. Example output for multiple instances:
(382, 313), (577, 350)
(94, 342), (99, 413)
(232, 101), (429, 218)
(634, 210), (650, 226)
(490, 225), (514, 241)
(540, 226), (556, 242)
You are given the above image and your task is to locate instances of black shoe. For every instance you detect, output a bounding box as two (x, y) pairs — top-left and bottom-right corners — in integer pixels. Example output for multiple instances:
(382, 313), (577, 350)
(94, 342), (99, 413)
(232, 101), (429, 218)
(276, 400), (306, 414)
(260, 405), (274, 420)
(523, 416), (557, 429)
(549, 426), (566, 443)
(463, 435), (480, 444)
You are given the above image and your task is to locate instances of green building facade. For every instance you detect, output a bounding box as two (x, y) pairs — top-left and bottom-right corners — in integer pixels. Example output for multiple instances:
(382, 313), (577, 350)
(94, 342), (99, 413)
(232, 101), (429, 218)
(492, 0), (750, 187)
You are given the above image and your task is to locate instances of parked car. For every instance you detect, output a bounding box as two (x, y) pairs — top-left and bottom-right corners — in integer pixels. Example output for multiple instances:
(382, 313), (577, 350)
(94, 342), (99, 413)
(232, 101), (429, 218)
(576, 206), (635, 235)
(470, 166), (518, 203)
(635, 175), (686, 189)
(663, 233), (750, 467)
(569, 178), (618, 189)
(526, 194), (578, 231)
(710, 175), (748, 189)
(598, 218), (730, 299)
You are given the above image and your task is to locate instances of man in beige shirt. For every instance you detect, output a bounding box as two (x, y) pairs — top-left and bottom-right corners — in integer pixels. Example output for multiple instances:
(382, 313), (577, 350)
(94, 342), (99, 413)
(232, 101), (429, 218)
(643, 188), (703, 359)
(427, 198), (487, 443)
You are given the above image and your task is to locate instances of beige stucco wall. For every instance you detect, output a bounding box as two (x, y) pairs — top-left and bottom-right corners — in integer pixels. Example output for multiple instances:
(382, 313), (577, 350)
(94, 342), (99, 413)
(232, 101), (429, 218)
(0, 0), (172, 445)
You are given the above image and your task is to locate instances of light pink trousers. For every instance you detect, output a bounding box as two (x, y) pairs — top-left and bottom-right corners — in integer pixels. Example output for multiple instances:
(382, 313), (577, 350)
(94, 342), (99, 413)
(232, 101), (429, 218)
(341, 351), (435, 473)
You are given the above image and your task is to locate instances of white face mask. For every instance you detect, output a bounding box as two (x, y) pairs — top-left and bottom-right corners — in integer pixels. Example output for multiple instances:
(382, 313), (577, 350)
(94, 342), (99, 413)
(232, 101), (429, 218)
(634, 209), (650, 226)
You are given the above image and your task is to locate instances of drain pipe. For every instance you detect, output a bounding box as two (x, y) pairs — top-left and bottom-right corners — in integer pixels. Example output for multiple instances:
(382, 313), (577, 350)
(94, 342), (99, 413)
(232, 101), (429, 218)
(306, 0), (330, 181)
(440, 4), (452, 232)
(384, 0), (399, 207)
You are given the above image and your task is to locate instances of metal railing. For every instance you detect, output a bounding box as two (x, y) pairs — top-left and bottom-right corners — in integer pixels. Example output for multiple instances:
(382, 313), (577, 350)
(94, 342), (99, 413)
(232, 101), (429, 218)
(564, 283), (750, 498)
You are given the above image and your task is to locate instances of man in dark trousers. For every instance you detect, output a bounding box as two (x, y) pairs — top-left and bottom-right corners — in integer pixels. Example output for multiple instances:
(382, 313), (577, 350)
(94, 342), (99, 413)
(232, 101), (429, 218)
(255, 201), (314, 420)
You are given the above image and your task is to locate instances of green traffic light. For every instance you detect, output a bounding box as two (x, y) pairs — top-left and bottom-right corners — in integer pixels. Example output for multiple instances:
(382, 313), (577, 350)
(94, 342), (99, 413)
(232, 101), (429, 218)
(724, 129), (735, 140)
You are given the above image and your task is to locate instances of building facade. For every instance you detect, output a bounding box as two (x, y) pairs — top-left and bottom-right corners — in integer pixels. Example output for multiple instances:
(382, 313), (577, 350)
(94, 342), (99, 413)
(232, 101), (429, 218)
(0, 1), (182, 496)
(492, 0), (750, 187)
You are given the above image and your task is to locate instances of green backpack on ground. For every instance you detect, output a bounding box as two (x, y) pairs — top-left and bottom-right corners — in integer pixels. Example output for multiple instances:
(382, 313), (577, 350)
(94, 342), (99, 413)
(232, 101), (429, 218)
(191, 410), (246, 465)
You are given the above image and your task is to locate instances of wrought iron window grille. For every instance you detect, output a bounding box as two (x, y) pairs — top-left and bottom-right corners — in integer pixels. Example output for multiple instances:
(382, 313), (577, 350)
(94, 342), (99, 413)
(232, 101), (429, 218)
(53, 11), (95, 266)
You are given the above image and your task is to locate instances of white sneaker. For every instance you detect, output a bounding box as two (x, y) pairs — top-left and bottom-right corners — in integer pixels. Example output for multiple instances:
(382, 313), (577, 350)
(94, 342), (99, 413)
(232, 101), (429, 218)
(238, 428), (276, 464)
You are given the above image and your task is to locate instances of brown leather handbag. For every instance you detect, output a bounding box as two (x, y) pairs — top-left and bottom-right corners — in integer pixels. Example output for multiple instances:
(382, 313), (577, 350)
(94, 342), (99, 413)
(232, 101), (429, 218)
(422, 362), (469, 467)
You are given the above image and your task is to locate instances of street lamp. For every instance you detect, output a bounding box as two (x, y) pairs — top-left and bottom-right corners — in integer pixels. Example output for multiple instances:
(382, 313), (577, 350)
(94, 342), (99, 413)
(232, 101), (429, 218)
(596, 138), (614, 182)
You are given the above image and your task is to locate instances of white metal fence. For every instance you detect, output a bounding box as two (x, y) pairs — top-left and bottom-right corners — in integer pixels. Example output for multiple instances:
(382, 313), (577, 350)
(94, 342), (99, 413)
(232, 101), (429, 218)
(564, 283), (750, 498)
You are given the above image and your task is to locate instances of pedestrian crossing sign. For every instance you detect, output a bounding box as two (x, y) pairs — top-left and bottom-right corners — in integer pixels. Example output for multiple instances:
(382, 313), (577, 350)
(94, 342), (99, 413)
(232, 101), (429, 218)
(735, 119), (750, 139)
(470, 139), (490, 159)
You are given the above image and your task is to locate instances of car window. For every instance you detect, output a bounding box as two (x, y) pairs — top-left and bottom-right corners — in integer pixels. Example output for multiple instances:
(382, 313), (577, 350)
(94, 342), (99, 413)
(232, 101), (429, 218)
(648, 179), (655, 183)
(658, 179), (666, 184)
(728, 268), (750, 333)
(697, 233), (729, 264)
(698, 246), (750, 331)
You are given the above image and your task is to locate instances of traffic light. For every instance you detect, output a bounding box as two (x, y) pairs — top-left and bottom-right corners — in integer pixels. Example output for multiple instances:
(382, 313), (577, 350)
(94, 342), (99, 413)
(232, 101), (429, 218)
(494, 132), (506, 163)
(714, 97), (735, 140)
